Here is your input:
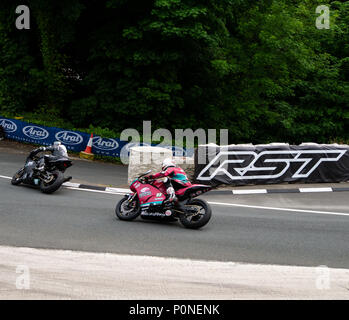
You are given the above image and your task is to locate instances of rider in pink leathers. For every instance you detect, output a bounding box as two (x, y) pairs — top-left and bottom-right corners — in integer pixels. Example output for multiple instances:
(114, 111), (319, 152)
(148, 158), (192, 205)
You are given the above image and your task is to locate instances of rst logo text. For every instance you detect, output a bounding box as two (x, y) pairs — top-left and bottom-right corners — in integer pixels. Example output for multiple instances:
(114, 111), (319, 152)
(197, 150), (347, 181)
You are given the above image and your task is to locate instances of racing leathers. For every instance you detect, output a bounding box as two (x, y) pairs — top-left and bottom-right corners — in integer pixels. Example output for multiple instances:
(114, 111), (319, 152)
(149, 166), (192, 204)
(29, 144), (68, 171)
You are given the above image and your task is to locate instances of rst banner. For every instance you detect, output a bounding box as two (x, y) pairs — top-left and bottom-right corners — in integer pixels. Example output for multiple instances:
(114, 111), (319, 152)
(194, 144), (349, 186)
(0, 117), (191, 158)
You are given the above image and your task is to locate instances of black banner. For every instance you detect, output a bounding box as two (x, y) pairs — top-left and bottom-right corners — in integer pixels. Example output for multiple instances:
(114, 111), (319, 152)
(194, 144), (349, 186)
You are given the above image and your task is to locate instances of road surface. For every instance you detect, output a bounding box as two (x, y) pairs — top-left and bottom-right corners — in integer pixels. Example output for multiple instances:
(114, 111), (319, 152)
(0, 146), (348, 299)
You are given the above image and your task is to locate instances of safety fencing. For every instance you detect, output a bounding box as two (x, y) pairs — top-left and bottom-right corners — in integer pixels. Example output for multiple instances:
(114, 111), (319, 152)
(0, 116), (192, 158)
(3, 116), (347, 186)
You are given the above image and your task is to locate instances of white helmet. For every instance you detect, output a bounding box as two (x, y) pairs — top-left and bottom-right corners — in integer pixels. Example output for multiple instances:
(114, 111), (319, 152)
(53, 141), (68, 157)
(53, 141), (61, 147)
(162, 158), (176, 171)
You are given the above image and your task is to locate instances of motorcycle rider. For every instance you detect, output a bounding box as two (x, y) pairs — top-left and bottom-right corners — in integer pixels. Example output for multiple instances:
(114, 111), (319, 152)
(29, 141), (68, 171)
(147, 158), (192, 207)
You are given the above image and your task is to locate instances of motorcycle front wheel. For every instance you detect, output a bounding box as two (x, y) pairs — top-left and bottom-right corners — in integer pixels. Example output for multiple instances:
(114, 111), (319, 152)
(178, 198), (212, 229)
(11, 168), (24, 185)
(115, 196), (141, 221)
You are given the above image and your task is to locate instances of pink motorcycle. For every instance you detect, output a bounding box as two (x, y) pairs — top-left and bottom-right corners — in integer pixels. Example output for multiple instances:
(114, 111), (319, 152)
(115, 170), (212, 229)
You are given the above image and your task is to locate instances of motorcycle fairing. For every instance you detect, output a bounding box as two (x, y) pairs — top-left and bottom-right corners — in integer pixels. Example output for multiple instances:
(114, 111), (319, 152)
(176, 184), (212, 200)
(130, 180), (167, 206)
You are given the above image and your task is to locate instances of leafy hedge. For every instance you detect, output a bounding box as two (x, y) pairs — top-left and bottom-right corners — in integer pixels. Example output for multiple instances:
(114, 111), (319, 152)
(0, 110), (119, 138)
(0, 0), (348, 144)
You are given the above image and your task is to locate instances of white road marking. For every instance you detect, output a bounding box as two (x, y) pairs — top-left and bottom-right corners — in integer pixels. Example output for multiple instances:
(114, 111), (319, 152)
(299, 187), (333, 193)
(105, 187), (130, 193)
(66, 186), (126, 196)
(62, 182), (81, 188)
(233, 189), (267, 194)
(208, 201), (349, 217)
(1, 174), (348, 217)
(65, 186), (349, 218)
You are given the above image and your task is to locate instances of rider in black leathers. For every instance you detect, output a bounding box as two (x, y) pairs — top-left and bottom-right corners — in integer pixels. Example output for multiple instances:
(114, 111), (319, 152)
(28, 141), (68, 171)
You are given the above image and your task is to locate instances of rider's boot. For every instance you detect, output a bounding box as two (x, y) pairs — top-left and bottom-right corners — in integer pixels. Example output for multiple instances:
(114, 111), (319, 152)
(163, 187), (187, 214)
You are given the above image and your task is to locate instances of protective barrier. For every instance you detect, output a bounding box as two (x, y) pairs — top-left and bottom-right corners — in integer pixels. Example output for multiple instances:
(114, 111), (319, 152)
(127, 146), (173, 184)
(0, 116), (191, 158)
(194, 143), (349, 186)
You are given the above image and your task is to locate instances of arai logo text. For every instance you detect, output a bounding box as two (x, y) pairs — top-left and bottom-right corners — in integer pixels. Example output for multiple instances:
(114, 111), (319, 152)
(0, 119), (17, 133)
(23, 126), (49, 140)
(55, 131), (83, 145)
(92, 137), (119, 151)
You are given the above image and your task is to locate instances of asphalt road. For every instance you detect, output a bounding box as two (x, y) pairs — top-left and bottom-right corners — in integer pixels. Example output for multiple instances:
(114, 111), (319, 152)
(0, 177), (348, 268)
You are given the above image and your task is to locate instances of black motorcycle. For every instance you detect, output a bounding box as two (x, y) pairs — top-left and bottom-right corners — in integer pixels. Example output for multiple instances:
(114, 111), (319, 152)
(11, 152), (73, 194)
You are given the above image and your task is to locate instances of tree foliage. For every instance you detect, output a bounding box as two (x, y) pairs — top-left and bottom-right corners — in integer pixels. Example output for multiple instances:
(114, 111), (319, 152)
(0, 0), (348, 143)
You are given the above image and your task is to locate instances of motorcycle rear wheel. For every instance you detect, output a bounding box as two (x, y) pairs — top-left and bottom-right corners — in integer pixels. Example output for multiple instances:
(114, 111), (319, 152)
(178, 198), (212, 229)
(40, 170), (64, 194)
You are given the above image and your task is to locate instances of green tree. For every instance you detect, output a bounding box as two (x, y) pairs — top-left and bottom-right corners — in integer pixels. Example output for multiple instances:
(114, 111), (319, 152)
(0, 0), (348, 144)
